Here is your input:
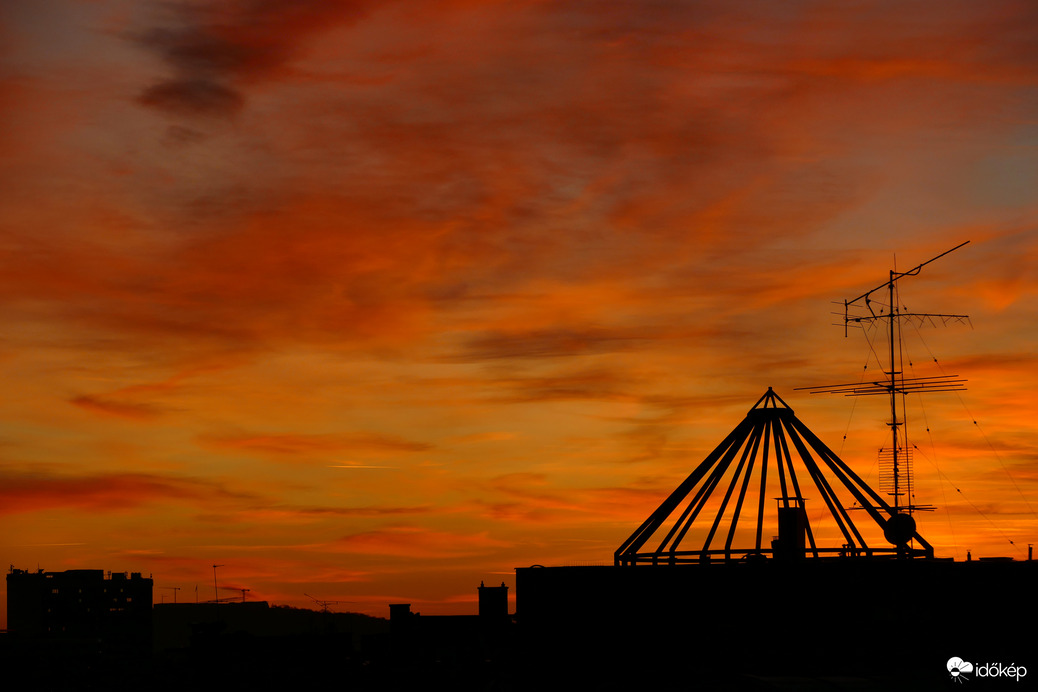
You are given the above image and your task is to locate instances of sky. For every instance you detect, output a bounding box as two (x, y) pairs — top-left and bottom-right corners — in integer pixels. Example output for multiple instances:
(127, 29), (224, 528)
(2, 0), (1037, 624)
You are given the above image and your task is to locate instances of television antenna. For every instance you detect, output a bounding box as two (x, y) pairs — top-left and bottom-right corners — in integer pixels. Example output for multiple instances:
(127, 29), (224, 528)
(799, 241), (971, 524)
(212, 564), (225, 603)
(305, 592), (344, 613)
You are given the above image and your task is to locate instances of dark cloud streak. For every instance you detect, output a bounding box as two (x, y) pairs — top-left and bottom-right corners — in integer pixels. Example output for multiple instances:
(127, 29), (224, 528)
(134, 0), (379, 117)
(139, 78), (244, 116)
(0, 469), (253, 515)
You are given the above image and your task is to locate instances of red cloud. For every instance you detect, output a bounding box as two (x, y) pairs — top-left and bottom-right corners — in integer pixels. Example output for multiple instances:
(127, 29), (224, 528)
(135, 1), (381, 117)
(0, 470), (248, 515)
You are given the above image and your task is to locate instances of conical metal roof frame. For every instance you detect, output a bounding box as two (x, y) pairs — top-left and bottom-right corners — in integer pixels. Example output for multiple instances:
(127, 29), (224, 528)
(615, 388), (934, 565)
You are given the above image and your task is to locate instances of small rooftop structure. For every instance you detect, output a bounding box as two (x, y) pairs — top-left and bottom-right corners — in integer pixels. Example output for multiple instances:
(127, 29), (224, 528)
(615, 388), (933, 565)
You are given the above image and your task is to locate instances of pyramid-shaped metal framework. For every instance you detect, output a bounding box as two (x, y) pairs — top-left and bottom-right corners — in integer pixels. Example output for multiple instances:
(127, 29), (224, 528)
(615, 388), (933, 565)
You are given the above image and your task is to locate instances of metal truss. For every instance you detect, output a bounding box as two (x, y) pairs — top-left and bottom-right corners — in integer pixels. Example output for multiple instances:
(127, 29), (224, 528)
(615, 388), (933, 566)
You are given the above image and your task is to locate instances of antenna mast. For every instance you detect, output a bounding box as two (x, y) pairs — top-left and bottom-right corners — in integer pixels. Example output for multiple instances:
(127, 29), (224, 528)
(802, 241), (971, 518)
(212, 564), (224, 604)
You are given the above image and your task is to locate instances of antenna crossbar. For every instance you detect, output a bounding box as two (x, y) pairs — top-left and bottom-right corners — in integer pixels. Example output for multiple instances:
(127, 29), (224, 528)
(843, 240), (970, 308)
(845, 313), (972, 328)
(797, 375), (966, 397)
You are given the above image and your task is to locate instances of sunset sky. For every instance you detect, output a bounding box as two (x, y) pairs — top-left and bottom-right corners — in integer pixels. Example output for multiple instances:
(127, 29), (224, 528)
(2, 0), (1037, 624)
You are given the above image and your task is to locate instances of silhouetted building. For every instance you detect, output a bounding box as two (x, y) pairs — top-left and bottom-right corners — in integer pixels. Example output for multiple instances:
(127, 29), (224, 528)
(147, 601), (391, 689)
(152, 600), (272, 651)
(6, 567), (153, 656)
(513, 392), (1038, 687)
(478, 581), (509, 625)
(7, 567), (152, 639)
(388, 582), (514, 687)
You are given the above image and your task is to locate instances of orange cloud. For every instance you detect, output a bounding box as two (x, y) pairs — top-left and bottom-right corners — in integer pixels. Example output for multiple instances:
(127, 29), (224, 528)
(333, 526), (509, 558)
(198, 430), (432, 458)
(70, 394), (165, 421)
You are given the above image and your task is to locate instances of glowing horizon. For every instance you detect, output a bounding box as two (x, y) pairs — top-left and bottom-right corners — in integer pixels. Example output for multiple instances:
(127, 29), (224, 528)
(2, 1), (1037, 625)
